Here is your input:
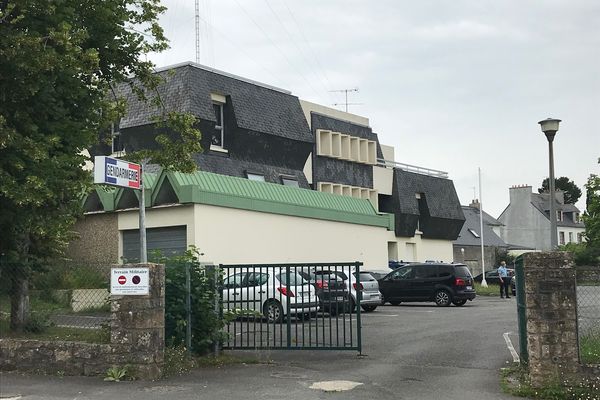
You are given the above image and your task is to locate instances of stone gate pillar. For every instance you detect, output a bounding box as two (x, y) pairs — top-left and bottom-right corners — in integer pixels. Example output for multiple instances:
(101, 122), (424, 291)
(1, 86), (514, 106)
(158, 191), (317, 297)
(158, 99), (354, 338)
(110, 263), (165, 380)
(523, 252), (579, 387)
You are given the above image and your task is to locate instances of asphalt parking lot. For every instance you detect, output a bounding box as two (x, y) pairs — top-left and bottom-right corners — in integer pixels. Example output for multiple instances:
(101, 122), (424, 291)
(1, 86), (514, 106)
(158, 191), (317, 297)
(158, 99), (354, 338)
(1, 296), (521, 400)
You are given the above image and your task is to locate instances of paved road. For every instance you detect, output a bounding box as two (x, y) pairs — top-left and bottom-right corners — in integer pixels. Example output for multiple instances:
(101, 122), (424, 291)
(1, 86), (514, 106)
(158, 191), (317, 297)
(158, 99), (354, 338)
(1, 297), (521, 400)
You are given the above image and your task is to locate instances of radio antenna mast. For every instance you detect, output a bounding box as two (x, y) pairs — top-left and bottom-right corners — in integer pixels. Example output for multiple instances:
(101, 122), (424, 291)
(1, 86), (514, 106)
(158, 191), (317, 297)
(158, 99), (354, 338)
(330, 88), (360, 112)
(195, 0), (200, 63)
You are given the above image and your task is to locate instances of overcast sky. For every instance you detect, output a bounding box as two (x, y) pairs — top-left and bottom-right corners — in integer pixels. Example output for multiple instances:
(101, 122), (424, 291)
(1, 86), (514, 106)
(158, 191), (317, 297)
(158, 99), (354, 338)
(148, 0), (600, 218)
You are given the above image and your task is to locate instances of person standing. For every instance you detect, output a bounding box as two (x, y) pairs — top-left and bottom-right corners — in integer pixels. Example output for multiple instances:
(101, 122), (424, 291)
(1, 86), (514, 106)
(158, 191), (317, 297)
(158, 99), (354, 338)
(498, 261), (510, 298)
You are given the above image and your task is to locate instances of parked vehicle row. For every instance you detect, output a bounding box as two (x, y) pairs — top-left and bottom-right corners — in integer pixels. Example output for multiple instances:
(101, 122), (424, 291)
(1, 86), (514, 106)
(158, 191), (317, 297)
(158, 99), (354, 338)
(221, 262), (478, 323)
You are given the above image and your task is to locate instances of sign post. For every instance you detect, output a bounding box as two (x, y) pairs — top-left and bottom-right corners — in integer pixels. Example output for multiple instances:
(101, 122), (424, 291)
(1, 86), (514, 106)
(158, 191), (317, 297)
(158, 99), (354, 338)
(94, 156), (146, 262)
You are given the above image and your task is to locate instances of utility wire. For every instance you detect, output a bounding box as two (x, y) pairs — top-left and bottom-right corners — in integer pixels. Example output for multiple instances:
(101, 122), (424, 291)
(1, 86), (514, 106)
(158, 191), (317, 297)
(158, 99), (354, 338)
(280, 0), (335, 96)
(231, 0), (324, 99)
(263, 0), (333, 102)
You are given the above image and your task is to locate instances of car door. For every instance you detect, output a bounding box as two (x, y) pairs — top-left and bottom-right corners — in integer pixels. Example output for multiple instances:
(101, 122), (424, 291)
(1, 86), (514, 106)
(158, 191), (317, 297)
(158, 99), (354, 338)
(380, 266), (415, 301)
(412, 265), (438, 299)
(244, 271), (270, 313)
(222, 272), (246, 312)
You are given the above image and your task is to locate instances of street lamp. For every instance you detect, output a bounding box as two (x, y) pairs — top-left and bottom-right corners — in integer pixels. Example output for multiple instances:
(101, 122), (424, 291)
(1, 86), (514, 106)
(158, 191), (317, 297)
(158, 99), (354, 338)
(538, 118), (561, 249)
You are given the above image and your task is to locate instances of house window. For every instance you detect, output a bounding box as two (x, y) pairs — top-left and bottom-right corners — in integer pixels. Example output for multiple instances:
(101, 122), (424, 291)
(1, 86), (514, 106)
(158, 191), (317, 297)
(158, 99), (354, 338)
(111, 123), (124, 154)
(281, 177), (299, 187)
(556, 211), (563, 222)
(468, 228), (480, 238)
(211, 102), (224, 149)
(559, 231), (565, 245)
(577, 233), (583, 243)
(575, 213), (580, 223)
(246, 172), (265, 182)
(568, 232), (573, 243)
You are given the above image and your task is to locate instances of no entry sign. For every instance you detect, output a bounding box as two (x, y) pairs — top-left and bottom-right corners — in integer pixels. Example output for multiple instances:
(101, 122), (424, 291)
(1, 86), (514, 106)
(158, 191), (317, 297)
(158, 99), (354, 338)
(111, 268), (149, 295)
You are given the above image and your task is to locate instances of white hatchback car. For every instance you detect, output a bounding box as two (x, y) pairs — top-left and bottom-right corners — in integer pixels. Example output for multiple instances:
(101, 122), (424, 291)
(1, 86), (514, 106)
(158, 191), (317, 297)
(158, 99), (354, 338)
(222, 269), (319, 322)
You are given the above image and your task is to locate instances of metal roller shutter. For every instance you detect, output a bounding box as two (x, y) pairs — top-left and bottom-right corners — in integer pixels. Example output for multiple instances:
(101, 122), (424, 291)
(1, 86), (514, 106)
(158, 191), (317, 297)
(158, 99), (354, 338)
(122, 225), (187, 262)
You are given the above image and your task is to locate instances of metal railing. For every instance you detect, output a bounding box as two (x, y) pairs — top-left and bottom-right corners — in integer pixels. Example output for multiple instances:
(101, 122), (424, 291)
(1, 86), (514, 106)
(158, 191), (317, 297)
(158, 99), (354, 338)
(219, 262), (362, 352)
(377, 158), (449, 179)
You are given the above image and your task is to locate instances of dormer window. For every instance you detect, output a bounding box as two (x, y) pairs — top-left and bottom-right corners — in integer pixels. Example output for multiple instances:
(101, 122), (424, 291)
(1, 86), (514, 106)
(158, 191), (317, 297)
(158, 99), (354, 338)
(246, 172), (265, 182)
(556, 211), (563, 222)
(575, 212), (580, 223)
(210, 93), (227, 151)
(281, 176), (299, 187)
(111, 123), (124, 154)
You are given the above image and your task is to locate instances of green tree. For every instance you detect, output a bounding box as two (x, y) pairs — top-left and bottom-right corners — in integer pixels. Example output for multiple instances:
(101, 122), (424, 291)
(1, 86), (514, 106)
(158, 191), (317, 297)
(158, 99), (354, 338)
(538, 176), (582, 204)
(0, 0), (201, 331)
(583, 159), (600, 248)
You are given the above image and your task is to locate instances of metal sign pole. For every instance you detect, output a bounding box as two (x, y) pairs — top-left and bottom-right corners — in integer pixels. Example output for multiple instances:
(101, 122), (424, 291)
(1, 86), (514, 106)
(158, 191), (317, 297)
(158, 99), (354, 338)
(139, 162), (147, 263)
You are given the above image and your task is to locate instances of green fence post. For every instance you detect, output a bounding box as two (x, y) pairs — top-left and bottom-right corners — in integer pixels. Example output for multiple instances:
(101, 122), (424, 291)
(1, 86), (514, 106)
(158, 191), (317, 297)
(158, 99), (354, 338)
(355, 261), (362, 355)
(185, 262), (192, 358)
(515, 254), (528, 365)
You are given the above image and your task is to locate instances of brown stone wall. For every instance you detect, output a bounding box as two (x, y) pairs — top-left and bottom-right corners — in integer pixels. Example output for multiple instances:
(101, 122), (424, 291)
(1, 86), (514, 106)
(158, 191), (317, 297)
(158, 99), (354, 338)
(67, 213), (119, 263)
(524, 252), (580, 387)
(0, 263), (165, 380)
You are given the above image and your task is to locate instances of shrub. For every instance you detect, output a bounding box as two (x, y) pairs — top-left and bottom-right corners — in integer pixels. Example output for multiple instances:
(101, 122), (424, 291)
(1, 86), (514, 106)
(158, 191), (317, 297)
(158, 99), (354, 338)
(155, 248), (224, 355)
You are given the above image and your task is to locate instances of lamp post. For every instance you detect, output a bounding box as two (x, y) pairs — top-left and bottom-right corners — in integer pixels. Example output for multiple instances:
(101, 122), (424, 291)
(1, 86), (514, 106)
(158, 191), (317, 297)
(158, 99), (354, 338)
(538, 118), (561, 249)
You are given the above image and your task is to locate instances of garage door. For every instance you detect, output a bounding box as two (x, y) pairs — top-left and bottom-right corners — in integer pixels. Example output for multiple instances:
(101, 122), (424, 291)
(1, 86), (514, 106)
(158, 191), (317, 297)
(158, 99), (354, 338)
(122, 226), (187, 262)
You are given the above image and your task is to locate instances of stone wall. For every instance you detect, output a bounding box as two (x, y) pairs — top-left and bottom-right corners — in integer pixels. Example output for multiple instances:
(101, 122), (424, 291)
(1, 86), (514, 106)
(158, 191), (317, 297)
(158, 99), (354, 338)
(0, 263), (164, 380)
(523, 252), (584, 387)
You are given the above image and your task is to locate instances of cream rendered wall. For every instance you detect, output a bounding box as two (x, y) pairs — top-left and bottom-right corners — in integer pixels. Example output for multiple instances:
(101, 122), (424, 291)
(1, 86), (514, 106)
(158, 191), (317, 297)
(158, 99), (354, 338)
(386, 232), (454, 263)
(299, 100), (370, 128)
(558, 226), (586, 244)
(380, 144), (395, 162)
(117, 204), (196, 259)
(373, 166), (393, 195)
(192, 204), (388, 266)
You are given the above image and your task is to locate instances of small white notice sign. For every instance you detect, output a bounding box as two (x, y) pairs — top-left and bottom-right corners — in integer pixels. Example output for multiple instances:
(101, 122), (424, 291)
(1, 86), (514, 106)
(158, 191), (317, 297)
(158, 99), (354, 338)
(111, 268), (150, 295)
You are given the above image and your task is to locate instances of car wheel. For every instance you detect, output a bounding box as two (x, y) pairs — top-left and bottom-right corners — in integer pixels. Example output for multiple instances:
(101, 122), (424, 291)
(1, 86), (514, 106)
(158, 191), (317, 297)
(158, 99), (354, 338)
(389, 300), (401, 306)
(434, 290), (452, 307)
(361, 305), (378, 312)
(264, 300), (284, 323)
(452, 299), (467, 306)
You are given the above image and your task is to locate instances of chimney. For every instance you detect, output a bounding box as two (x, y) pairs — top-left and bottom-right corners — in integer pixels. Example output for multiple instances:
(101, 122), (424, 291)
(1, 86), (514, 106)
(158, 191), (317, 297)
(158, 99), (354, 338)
(554, 190), (565, 205)
(469, 199), (480, 209)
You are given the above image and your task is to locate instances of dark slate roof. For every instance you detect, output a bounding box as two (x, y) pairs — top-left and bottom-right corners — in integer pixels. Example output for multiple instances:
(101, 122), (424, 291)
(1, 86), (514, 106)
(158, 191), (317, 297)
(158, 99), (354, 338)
(114, 62), (312, 143)
(530, 192), (584, 228)
(382, 169), (465, 239)
(454, 206), (507, 247)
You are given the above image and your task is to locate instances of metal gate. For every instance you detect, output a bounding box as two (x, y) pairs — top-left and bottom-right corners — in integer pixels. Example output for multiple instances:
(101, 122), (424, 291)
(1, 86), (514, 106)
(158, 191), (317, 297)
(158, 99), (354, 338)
(219, 262), (362, 352)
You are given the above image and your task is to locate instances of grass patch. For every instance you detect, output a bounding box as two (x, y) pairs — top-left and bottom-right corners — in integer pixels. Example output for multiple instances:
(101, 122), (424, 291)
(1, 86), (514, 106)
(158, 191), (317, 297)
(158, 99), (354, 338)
(581, 332), (600, 364)
(501, 365), (600, 400)
(0, 317), (110, 343)
(474, 282), (502, 296)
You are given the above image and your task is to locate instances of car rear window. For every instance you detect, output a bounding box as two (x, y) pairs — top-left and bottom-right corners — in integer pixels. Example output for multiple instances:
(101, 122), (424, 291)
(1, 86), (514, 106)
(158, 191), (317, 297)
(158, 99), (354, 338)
(454, 266), (472, 278)
(276, 273), (308, 286)
(354, 272), (376, 281)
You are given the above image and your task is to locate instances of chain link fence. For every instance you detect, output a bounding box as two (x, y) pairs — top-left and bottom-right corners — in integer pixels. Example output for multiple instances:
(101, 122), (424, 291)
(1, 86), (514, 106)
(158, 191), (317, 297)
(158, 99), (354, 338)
(576, 266), (600, 365)
(0, 261), (112, 343)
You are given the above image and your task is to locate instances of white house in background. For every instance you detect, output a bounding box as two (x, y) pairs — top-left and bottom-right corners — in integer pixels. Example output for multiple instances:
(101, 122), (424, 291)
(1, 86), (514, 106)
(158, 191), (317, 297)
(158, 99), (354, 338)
(497, 185), (585, 251)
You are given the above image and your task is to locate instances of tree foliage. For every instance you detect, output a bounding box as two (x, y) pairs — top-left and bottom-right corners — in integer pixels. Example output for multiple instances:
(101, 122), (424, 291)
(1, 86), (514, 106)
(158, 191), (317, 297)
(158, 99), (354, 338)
(538, 176), (582, 204)
(582, 159), (600, 249)
(0, 0), (202, 330)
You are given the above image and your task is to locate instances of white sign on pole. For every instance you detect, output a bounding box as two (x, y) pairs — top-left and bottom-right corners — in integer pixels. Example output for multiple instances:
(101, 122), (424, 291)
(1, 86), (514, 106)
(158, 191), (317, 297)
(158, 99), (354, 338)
(94, 156), (141, 189)
(111, 268), (150, 295)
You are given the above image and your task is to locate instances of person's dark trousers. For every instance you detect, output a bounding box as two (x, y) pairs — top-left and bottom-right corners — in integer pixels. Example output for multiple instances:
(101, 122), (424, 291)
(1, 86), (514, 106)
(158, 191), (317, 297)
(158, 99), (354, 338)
(500, 280), (510, 298)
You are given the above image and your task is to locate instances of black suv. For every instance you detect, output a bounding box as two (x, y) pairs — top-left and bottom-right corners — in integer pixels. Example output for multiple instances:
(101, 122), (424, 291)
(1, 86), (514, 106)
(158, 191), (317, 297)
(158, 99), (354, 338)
(378, 263), (476, 307)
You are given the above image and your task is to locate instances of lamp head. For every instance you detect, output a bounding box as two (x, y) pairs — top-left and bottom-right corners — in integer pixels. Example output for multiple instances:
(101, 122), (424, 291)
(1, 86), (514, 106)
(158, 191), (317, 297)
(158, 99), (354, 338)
(538, 118), (561, 141)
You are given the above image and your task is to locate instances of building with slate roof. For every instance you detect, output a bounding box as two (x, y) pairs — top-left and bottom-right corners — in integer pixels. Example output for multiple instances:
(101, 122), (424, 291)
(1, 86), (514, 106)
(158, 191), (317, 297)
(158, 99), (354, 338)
(452, 201), (507, 275)
(75, 62), (466, 266)
(498, 185), (585, 251)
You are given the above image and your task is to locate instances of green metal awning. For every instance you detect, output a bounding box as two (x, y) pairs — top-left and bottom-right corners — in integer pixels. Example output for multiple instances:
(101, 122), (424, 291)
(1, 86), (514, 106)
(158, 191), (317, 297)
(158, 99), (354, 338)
(85, 169), (394, 230)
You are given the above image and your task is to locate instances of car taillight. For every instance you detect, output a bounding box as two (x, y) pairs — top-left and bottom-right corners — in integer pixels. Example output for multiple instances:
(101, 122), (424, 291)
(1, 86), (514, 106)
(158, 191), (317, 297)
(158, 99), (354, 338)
(353, 283), (363, 290)
(277, 287), (295, 297)
(455, 278), (466, 286)
(315, 280), (328, 289)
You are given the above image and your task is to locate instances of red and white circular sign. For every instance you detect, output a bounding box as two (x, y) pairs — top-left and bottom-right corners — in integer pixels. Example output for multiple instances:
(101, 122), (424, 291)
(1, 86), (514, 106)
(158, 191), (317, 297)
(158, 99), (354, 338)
(118, 275), (127, 285)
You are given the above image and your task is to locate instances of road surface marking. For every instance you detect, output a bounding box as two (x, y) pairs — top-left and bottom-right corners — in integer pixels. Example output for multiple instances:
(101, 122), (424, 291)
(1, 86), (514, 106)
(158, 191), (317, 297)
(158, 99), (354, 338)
(503, 332), (520, 363)
(310, 380), (363, 392)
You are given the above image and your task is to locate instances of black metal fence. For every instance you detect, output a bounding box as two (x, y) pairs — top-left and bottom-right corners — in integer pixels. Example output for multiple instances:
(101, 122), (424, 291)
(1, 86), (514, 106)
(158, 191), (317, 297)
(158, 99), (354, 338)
(576, 266), (600, 365)
(219, 262), (362, 352)
(0, 261), (111, 342)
